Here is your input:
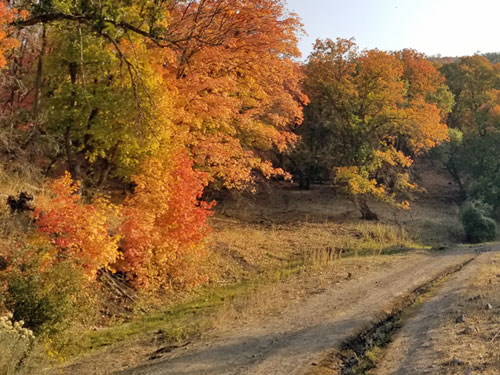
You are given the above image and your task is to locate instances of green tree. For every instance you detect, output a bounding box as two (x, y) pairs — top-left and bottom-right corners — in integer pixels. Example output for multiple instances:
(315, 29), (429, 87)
(434, 55), (500, 211)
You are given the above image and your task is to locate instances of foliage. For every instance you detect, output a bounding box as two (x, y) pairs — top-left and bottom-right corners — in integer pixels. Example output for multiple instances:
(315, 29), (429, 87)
(117, 150), (214, 290)
(460, 201), (497, 243)
(34, 172), (120, 279)
(459, 133), (500, 211)
(0, 313), (40, 375)
(162, 0), (308, 189)
(430, 128), (465, 196)
(442, 55), (500, 135)
(0, 2), (27, 68)
(35, 30), (172, 184)
(1, 0), (306, 189)
(0, 233), (94, 336)
(434, 55), (500, 207)
(293, 38), (449, 217)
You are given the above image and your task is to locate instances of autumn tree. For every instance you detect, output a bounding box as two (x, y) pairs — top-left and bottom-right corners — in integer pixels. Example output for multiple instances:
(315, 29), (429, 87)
(3, 0), (306, 189)
(34, 172), (120, 279)
(0, 1), (307, 301)
(296, 39), (449, 218)
(161, 0), (307, 188)
(442, 55), (500, 135)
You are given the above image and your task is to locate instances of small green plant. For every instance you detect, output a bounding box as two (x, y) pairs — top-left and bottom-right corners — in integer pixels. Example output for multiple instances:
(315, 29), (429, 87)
(1, 238), (96, 337)
(460, 201), (497, 243)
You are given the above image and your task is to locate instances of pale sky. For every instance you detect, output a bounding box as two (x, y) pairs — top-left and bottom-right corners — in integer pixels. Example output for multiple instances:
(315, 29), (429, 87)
(286, 0), (500, 59)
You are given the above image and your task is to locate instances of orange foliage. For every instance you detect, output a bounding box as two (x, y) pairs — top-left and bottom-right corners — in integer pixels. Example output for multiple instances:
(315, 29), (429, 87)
(306, 39), (449, 209)
(396, 49), (445, 99)
(0, 1), (26, 68)
(397, 50), (450, 152)
(117, 150), (214, 290)
(2, 1), (306, 190)
(404, 96), (449, 152)
(34, 172), (120, 279)
(159, 0), (307, 188)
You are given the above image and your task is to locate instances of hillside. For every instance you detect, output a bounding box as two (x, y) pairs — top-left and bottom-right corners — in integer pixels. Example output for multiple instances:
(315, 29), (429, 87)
(2, 2), (500, 375)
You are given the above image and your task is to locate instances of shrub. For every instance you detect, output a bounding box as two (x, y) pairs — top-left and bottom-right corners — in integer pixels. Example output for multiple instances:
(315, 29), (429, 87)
(0, 238), (95, 336)
(0, 313), (44, 375)
(117, 150), (215, 290)
(460, 201), (497, 243)
(34, 172), (120, 279)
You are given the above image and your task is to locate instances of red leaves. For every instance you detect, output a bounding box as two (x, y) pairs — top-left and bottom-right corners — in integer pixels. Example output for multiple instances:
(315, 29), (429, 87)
(0, 1), (27, 68)
(117, 150), (215, 290)
(33, 150), (215, 291)
(34, 172), (120, 279)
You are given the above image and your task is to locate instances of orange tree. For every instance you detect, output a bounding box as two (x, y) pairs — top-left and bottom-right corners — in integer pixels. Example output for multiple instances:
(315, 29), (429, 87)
(160, 0), (308, 188)
(0, 0), (305, 291)
(3, 0), (306, 189)
(297, 38), (450, 218)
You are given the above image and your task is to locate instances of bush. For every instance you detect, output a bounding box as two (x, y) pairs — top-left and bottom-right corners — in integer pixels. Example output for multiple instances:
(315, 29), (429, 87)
(117, 150), (214, 290)
(0, 313), (44, 375)
(1, 238), (95, 337)
(34, 172), (120, 279)
(460, 201), (497, 243)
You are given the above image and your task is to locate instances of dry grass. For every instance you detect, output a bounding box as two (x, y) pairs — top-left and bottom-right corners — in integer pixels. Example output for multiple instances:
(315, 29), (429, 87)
(0, 163), (43, 201)
(183, 180), (466, 348)
(0, 164), (44, 273)
(434, 252), (500, 375)
(207, 181), (463, 287)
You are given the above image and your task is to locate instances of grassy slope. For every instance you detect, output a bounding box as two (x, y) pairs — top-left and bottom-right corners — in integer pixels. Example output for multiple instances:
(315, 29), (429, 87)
(0, 162), (467, 368)
(57, 169), (464, 361)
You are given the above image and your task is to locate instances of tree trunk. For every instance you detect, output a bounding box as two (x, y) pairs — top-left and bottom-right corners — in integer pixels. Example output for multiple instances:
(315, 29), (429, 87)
(33, 26), (46, 122)
(299, 173), (311, 190)
(445, 161), (467, 200)
(355, 196), (378, 221)
(64, 126), (81, 180)
(64, 61), (83, 180)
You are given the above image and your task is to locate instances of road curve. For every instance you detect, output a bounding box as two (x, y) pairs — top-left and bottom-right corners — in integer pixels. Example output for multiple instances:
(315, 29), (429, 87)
(120, 248), (476, 375)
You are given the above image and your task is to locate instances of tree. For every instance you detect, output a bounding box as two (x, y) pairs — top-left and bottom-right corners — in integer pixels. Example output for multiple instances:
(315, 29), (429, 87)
(442, 55), (499, 135)
(3, 0), (306, 189)
(0, 0), (307, 297)
(434, 55), (500, 210)
(297, 39), (449, 218)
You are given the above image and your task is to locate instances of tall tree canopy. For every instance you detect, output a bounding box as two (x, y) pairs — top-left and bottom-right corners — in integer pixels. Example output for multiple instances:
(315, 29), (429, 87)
(1, 0), (306, 188)
(0, 0), (307, 292)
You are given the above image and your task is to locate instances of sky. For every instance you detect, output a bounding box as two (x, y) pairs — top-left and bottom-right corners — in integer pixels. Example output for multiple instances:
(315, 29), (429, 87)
(286, 0), (500, 59)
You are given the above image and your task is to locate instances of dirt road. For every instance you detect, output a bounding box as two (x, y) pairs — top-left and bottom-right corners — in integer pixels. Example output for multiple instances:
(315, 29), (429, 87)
(119, 248), (478, 375)
(374, 247), (499, 375)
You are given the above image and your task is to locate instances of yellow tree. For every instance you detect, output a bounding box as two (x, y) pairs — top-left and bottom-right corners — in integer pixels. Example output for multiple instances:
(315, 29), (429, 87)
(7, 0), (306, 190)
(303, 39), (449, 218)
